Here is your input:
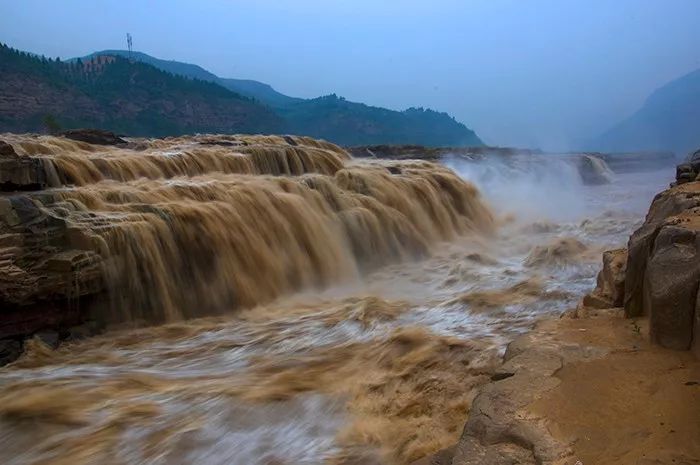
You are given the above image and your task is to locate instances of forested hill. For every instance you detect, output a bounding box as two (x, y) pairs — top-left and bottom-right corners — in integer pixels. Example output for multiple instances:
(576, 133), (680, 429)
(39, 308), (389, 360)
(81, 50), (301, 108)
(78, 50), (483, 146)
(0, 45), (282, 136)
(1, 44), (483, 146)
(280, 95), (481, 146)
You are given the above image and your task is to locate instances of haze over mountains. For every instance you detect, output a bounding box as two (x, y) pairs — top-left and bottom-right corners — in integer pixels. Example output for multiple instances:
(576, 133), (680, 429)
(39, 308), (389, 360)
(0, 44), (482, 147)
(1, 41), (698, 154)
(591, 68), (700, 155)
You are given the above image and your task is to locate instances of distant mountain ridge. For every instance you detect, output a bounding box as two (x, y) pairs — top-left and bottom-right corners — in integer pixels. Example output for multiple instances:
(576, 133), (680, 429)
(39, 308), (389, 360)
(593, 68), (700, 155)
(78, 50), (301, 108)
(73, 49), (482, 146)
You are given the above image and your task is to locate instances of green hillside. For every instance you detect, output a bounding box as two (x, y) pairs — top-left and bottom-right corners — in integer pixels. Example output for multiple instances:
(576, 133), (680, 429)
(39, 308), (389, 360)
(0, 44), (282, 136)
(0, 44), (483, 146)
(76, 50), (484, 146)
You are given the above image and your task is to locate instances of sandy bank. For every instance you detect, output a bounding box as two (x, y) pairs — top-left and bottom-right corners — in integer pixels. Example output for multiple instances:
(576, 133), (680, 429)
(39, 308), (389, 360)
(415, 312), (699, 465)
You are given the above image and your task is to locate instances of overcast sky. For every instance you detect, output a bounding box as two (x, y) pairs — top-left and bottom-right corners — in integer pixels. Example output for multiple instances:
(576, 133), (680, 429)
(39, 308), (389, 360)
(2, 0), (699, 149)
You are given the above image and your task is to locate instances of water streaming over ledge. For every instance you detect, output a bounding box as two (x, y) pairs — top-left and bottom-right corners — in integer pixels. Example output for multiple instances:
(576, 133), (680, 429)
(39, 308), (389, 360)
(0, 135), (672, 465)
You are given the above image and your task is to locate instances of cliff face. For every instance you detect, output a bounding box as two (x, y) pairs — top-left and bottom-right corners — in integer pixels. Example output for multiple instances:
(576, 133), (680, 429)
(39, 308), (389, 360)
(622, 160), (700, 355)
(577, 151), (700, 355)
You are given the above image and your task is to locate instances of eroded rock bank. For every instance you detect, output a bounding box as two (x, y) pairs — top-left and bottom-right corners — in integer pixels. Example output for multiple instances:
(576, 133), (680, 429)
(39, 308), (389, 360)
(624, 165), (700, 355)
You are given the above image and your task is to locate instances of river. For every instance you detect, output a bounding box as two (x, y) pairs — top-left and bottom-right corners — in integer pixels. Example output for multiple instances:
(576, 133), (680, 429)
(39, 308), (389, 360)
(0, 136), (671, 465)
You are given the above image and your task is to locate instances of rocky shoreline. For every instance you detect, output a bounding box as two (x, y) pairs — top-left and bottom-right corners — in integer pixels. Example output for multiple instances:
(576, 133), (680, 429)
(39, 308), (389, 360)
(416, 155), (700, 465)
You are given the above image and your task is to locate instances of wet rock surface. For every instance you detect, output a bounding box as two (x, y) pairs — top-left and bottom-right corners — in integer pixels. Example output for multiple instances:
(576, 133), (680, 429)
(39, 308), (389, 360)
(0, 140), (47, 190)
(0, 193), (104, 310)
(415, 316), (613, 465)
(60, 128), (128, 146)
(0, 133), (497, 368)
(577, 154), (614, 185)
(0, 190), (105, 364)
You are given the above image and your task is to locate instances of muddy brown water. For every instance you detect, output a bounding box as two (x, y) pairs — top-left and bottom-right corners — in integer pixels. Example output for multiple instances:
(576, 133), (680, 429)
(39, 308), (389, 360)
(0, 135), (671, 464)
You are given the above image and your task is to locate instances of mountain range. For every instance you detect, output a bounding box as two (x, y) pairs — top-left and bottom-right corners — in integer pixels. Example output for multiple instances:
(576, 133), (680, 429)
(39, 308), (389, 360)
(592, 68), (700, 155)
(79, 50), (301, 108)
(0, 44), (483, 147)
(3, 42), (697, 153)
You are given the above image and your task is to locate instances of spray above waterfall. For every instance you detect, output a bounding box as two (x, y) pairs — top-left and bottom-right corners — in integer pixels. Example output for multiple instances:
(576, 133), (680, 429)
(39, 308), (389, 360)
(443, 152), (615, 222)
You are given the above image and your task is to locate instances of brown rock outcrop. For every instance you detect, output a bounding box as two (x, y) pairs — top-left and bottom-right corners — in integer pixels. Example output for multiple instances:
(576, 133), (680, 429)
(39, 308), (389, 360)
(0, 140), (47, 190)
(0, 193), (105, 331)
(674, 148), (700, 185)
(451, 346), (571, 465)
(624, 179), (700, 355)
(643, 212), (700, 352)
(582, 248), (627, 309)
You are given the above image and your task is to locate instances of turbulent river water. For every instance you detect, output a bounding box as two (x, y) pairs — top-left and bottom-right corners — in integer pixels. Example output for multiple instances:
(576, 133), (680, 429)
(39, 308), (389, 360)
(0, 136), (671, 465)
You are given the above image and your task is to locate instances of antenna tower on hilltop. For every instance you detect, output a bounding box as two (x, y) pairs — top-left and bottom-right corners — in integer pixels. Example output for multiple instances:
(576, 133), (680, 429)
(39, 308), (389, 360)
(126, 33), (133, 61)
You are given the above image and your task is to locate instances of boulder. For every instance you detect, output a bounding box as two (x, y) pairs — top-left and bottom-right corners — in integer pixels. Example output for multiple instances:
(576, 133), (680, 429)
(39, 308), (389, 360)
(688, 148), (700, 171)
(643, 216), (700, 351)
(582, 248), (627, 309)
(673, 148), (700, 185)
(0, 140), (16, 156)
(0, 140), (46, 191)
(60, 129), (127, 146)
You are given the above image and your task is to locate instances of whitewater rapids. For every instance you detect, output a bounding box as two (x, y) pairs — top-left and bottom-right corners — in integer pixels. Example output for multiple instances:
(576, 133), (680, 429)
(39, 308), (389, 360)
(0, 135), (671, 465)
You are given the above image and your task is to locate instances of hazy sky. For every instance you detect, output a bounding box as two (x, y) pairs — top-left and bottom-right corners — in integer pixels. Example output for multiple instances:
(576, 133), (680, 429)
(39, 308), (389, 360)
(2, 0), (699, 149)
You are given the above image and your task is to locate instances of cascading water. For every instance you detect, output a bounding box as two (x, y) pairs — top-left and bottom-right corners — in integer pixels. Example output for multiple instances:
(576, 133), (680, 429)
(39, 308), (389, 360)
(0, 134), (672, 465)
(2, 134), (494, 322)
